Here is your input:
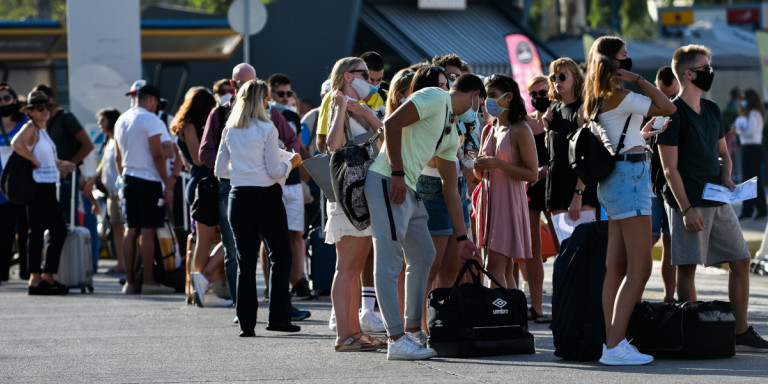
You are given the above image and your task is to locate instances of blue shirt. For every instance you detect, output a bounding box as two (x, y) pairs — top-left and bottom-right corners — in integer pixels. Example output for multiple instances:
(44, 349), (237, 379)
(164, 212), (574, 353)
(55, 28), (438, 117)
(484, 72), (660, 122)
(0, 116), (28, 204)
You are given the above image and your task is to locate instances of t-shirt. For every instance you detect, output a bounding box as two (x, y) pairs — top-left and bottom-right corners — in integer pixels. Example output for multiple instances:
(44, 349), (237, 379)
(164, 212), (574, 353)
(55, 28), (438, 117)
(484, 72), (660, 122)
(369, 87), (458, 190)
(317, 90), (388, 135)
(656, 97), (727, 209)
(591, 92), (651, 154)
(47, 110), (84, 164)
(114, 106), (168, 183)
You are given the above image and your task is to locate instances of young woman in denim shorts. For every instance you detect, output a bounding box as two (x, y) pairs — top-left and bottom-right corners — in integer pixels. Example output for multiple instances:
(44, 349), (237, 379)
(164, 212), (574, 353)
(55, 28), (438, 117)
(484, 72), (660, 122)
(583, 36), (676, 365)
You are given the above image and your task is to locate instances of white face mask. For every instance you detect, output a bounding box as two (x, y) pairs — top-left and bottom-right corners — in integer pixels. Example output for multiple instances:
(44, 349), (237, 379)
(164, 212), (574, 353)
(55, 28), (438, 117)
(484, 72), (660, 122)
(285, 104), (298, 113)
(351, 76), (371, 100)
(219, 93), (232, 105)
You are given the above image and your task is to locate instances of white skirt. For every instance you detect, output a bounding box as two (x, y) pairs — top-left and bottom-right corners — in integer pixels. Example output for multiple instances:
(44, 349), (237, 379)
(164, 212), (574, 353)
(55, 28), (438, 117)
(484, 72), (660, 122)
(324, 201), (372, 244)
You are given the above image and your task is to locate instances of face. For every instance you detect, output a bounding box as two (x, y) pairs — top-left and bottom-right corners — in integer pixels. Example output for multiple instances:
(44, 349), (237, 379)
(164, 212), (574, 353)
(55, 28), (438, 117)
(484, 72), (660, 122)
(684, 54), (712, 83)
(438, 73), (449, 91)
(444, 65), (461, 86)
(551, 67), (573, 96)
(347, 63), (369, 84)
(656, 78), (680, 99)
(217, 84), (234, 98)
(0, 89), (14, 107)
(486, 86), (508, 104)
(97, 115), (109, 133)
(288, 95), (298, 108)
(368, 69), (384, 87)
(271, 84), (293, 106)
(529, 81), (548, 99)
(28, 103), (51, 121)
(613, 44), (628, 63)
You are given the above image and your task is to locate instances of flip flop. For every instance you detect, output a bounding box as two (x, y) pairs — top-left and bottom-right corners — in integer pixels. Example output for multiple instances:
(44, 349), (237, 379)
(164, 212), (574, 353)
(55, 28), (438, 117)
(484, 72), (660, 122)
(529, 307), (553, 324)
(335, 336), (377, 352)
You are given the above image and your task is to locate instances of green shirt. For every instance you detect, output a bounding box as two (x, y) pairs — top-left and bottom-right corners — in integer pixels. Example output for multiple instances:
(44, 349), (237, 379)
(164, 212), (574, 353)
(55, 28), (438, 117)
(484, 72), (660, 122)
(655, 97), (727, 209)
(369, 87), (458, 190)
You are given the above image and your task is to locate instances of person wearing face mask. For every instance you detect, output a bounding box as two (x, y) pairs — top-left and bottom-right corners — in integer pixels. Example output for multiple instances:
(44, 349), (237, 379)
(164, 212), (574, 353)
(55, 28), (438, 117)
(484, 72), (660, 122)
(474, 74), (539, 290)
(657, 45), (768, 353)
(584, 36), (676, 365)
(360, 51), (388, 120)
(734, 89), (767, 219)
(213, 78), (235, 107)
(364, 74), (484, 360)
(0, 85), (29, 282)
(543, 58), (598, 230)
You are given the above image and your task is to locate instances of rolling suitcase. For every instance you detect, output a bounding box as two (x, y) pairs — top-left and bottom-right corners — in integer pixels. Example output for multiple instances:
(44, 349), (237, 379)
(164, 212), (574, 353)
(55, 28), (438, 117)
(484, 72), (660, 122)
(550, 220), (608, 361)
(306, 192), (336, 296)
(55, 170), (94, 293)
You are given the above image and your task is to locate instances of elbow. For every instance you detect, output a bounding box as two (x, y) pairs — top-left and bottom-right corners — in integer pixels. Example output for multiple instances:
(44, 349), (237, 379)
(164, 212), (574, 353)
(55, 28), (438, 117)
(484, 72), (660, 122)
(662, 105), (677, 117)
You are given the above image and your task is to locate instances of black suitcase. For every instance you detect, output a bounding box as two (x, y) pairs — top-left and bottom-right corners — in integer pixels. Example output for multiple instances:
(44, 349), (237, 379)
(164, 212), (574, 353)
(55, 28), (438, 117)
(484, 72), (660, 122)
(306, 192), (336, 296)
(550, 220), (608, 361)
(627, 300), (735, 359)
(427, 260), (535, 357)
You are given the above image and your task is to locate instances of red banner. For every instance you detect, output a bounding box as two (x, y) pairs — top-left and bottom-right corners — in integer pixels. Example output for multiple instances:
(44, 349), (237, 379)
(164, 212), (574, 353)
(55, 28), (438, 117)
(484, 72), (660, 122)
(505, 34), (543, 112)
(728, 9), (759, 24)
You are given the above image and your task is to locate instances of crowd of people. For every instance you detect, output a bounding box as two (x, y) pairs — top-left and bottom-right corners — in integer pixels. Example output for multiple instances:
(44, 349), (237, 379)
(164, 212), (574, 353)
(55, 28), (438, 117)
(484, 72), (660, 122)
(2, 39), (768, 364)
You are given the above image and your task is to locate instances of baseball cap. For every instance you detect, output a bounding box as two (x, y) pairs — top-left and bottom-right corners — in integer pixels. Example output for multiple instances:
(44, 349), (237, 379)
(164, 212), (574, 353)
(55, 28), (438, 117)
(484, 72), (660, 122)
(320, 79), (332, 96)
(125, 79), (147, 96)
(137, 85), (161, 100)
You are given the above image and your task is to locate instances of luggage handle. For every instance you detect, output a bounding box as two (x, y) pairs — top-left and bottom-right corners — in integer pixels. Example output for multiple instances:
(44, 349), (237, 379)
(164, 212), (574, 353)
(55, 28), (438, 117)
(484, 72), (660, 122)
(70, 168), (76, 230)
(452, 259), (507, 290)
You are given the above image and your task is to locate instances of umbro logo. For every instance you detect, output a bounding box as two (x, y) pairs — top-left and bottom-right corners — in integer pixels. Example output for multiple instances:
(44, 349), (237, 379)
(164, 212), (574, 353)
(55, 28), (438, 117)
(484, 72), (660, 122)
(492, 298), (507, 309)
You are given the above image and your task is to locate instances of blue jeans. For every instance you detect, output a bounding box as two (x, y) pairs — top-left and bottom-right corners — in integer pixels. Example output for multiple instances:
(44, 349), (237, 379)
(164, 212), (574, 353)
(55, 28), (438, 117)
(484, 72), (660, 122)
(218, 179), (238, 304)
(597, 158), (653, 220)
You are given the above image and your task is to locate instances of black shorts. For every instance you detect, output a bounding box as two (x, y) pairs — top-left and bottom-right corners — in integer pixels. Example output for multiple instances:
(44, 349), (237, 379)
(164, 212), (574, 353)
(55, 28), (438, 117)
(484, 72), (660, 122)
(123, 175), (165, 229)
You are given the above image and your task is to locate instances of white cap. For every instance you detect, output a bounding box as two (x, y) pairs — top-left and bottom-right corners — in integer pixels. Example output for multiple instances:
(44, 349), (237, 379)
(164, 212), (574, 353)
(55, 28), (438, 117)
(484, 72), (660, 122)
(125, 79), (147, 96)
(320, 79), (332, 96)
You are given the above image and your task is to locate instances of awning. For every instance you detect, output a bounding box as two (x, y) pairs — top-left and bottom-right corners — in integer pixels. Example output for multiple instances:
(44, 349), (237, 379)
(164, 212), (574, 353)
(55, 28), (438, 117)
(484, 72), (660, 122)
(0, 20), (242, 62)
(360, 3), (552, 76)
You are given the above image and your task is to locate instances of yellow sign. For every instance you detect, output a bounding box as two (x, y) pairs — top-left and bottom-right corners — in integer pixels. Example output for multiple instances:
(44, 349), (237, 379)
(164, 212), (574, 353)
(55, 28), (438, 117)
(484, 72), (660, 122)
(661, 10), (694, 26)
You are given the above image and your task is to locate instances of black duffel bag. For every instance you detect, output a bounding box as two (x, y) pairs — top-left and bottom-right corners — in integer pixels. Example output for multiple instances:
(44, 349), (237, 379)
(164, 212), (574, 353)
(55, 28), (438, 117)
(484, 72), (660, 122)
(190, 170), (219, 227)
(1, 151), (36, 205)
(627, 300), (735, 359)
(426, 259), (534, 357)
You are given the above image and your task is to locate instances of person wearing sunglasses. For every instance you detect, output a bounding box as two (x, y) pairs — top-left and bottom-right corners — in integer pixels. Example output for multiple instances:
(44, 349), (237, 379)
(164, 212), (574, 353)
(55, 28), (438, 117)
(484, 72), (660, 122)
(657, 44), (768, 354)
(0, 85), (30, 283)
(11, 91), (75, 295)
(212, 78), (235, 106)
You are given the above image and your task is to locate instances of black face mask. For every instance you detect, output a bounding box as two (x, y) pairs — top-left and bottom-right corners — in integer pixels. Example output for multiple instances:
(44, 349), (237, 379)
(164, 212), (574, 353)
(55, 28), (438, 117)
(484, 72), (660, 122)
(618, 57), (632, 71)
(531, 97), (552, 113)
(691, 69), (714, 92)
(0, 102), (19, 117)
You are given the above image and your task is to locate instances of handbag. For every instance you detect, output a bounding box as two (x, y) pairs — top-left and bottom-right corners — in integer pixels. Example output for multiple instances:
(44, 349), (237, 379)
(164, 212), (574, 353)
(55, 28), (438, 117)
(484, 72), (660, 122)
(190, 170), (219, 226)
(426, 259), (535, 357)
(627, 300), (735, 359)
(0, 127), (37, 205)
(302, 154), (334, 202)
(568, 98), (631, 186)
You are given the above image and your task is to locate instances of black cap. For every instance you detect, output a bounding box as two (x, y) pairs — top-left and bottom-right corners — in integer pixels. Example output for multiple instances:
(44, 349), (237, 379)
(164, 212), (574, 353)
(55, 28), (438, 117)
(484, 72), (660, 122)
(137, 85), (161, 100)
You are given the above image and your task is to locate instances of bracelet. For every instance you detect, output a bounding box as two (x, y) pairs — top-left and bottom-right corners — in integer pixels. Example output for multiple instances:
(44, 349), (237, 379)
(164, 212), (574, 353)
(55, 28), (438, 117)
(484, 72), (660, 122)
(636, 75), (644, 84)
(682, 206), (692, 216)
(391, 170), (405, 177)
(455, 234), (468, 243)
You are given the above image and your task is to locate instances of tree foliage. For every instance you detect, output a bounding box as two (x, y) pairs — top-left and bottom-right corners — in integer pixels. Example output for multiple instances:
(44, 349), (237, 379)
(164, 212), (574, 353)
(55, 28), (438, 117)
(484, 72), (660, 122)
(587, 0), (612, 31)
(620, 0), (656, 40)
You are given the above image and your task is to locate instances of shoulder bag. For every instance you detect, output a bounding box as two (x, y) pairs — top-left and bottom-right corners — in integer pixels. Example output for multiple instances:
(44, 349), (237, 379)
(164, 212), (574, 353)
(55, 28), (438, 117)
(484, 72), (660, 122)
(1, 127), (37, 204)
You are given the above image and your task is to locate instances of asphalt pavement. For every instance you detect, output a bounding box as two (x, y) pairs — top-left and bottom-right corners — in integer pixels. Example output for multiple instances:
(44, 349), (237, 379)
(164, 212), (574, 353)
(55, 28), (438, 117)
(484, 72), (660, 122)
(2, 209), (768, 383)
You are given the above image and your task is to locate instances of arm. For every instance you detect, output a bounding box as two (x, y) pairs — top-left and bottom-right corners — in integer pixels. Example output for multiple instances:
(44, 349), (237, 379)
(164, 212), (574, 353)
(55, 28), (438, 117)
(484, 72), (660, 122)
(474, 129), (538, 183)
(616, 69), (676, 117)
(68, 116), (95, 164)
(348, 100), (383, 131)
(149, 134), (172, 204)
(271, 109), (300, 153)
(114, 142), (123, 176)
(10, 123), (41, 169)
(435, 157), (477, 264)
(718, 137), (735, 190)
(214, 129), (230, 178)
(264, 127), (300, 179)
(658, 144), (704, 232)
(382, 101), (421, 205)
(199, 106), (222, 169)
(326, 94), (348, 151)
(182, 123), (203, 166)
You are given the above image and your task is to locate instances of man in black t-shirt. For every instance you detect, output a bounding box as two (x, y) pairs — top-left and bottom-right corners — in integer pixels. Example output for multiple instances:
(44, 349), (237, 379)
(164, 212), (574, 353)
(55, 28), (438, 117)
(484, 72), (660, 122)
(657, 44), (768, 352)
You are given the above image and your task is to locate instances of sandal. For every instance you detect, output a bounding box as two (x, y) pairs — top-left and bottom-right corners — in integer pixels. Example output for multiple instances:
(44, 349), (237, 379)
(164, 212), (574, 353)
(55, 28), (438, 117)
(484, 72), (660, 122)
(335, 336), (377, 352)
(355, 331), (387, 348)
(529, 307), (552, 324)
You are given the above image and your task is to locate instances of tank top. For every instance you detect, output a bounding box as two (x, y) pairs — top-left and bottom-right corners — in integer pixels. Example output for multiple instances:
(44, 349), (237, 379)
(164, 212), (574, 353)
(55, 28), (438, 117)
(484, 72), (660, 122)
(30, 128), (59, 184)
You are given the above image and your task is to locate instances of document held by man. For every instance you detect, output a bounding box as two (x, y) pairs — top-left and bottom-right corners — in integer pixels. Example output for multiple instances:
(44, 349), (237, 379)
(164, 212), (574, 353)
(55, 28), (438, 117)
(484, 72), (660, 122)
(702, 177), (757, 204)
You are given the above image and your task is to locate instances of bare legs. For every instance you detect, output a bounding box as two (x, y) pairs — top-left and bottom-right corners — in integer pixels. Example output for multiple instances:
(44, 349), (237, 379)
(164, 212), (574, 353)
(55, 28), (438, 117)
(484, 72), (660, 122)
(331, 236), (371, 344)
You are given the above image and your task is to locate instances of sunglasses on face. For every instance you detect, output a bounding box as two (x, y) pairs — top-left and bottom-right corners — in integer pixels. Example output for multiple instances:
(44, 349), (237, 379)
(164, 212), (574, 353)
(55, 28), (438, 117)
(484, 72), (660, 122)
(549, 73), (568, 83)
(1, 94), (13, 103)
(31, 103), (52, 112)
(350, 69), (370, 80)
(687, 65), (713, 73)
(447, 72), (460, 82)
(218, 89), (235, 96)
(274, 90), (294, 98)
(530, 89), (548, 98)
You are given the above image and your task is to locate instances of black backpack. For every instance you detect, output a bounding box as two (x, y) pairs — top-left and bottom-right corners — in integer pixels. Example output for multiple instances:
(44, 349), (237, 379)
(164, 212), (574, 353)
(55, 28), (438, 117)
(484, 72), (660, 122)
(650, 97), (717, 200)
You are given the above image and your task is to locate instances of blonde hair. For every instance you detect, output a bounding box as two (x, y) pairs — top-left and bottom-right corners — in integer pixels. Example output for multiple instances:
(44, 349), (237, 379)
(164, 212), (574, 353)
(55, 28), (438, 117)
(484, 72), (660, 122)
(226, 79), (270, 129)
(528, 75), (548, 92)
(584, 36), (625, 118)
(330, 57), (364, 94)
(386, 68), (416, 117)
(671, 44), (712, 82)
(548, 57), (584, 102)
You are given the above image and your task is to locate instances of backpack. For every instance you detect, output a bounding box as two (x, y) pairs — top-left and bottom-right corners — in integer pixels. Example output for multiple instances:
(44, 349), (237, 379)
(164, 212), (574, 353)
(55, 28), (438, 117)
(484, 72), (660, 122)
(651, 97), (717, 200)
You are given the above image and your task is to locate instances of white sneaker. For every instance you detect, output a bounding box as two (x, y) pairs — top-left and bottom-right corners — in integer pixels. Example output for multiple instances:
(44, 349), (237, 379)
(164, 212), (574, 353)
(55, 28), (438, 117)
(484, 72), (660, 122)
(387, 335), (437, 360)
(204, 292), (233, 307)
(599, 339), (653, 366)
(406, 330), (428, 347)
(328, 311), (337, 332)
(190, 273), (209, 307)
(359, 309), (386, 333)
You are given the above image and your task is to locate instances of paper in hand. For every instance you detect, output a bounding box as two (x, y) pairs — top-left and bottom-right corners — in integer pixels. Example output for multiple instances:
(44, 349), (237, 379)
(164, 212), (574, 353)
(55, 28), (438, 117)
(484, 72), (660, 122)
(702, 177), (757, 204)
(551, 211), (596, 244)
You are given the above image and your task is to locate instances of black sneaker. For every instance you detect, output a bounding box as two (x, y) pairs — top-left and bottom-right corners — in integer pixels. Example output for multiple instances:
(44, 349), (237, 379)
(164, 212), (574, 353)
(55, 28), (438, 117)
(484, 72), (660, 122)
(735, 326), (768, 353)
(266, 322), (301, 333)
(291, 278), (314, 300)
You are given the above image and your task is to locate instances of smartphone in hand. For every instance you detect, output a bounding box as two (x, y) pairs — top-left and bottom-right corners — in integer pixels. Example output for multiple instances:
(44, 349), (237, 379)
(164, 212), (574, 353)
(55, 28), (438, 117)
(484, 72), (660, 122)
(652, 116), (670, 131)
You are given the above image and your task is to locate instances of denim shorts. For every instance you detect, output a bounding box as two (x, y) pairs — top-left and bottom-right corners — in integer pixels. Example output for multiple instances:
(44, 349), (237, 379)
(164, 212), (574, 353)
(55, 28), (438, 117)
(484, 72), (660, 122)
(651, 195), (670, 237)
(597, 157), (653, 220)
(417, 174), (470, 236)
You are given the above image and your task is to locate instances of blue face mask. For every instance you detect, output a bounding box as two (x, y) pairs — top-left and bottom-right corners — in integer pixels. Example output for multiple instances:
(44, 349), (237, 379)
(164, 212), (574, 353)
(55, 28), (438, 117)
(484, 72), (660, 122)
(372, 83), (381, 94)
(741, 100), (748, 108)
(270, 100), (286, 111)
(457, 93), (478, 123)
(265, 103), (272, 116)
(448, 80), (455, 89)
(484, 92), (508, 117)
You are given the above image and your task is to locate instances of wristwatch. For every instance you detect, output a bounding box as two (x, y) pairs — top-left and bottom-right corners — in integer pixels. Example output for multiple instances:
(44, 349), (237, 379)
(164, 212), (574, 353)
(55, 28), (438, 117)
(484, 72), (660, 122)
(574, 189), (584, 196)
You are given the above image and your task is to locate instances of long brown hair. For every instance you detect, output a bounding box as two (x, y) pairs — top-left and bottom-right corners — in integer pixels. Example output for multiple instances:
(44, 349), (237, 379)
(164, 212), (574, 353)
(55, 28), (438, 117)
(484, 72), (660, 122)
(583, 36), (625, 118)
(744, 89), (767, 121)
(169, 88), (216, 136)
(548, 58), (584, 102)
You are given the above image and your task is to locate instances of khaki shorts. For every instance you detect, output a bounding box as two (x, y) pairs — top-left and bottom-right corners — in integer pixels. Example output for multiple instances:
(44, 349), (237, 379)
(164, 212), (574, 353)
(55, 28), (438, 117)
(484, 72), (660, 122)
(107, 196), (123, 224)
(665, 203), (750, 267)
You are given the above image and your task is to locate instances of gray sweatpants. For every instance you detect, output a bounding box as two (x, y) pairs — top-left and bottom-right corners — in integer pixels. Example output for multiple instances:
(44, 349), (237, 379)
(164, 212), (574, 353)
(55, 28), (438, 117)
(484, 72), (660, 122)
(365, 171), (436, 336)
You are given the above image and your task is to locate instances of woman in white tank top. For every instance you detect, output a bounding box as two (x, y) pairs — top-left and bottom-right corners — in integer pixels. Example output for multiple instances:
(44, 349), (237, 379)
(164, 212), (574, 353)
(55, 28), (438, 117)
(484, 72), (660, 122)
(11, 91), (75, 295)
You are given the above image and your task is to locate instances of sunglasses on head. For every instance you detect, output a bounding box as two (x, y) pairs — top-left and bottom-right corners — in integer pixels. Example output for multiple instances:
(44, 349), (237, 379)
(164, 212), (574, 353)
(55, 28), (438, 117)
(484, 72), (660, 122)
(218, 89), (235, 96)
(274, 90), (294, 98)
(350, 69), (370, 80)
(1, 94), (13, 103)
(549, 73), (568, 83)
(31, 103), (52, 112)
(530, 89), (548, 98)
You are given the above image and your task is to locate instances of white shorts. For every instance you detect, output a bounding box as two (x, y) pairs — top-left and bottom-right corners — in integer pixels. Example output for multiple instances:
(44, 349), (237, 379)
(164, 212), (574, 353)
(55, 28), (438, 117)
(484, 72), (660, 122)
(282, 183), (304, 232)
